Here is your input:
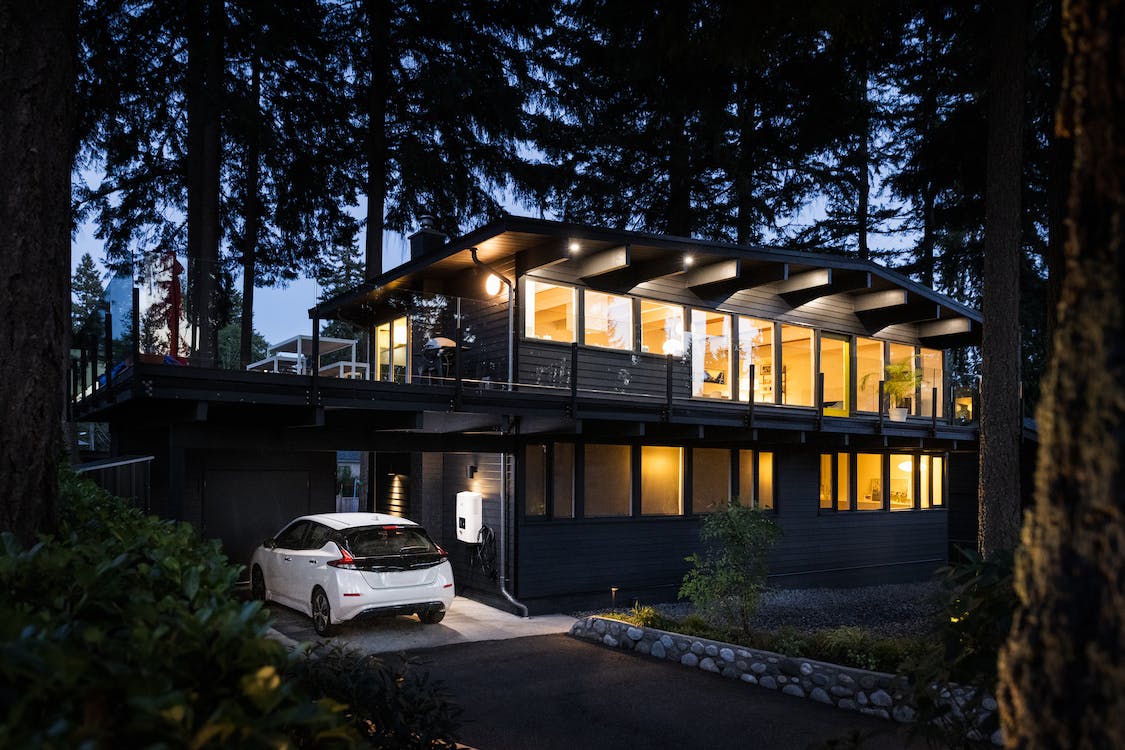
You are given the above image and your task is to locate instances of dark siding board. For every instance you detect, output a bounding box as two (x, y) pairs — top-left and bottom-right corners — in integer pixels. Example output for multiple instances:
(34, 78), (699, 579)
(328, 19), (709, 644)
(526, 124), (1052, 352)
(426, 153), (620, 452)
(440, 452), (506, 597)
(946, 452), (979, 556)
(516, 447), (949, 600)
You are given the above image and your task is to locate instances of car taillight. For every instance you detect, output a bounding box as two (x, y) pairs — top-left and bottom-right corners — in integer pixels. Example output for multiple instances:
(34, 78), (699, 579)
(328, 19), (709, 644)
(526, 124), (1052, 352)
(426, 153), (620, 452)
(327, 546), (357, 570)
(435, 544), (448, 558)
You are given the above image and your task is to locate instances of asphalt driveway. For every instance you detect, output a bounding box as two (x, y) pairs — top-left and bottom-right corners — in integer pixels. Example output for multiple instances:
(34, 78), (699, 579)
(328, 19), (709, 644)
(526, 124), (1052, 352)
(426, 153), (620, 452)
(265, 598), (916, 748)
(403, 634), (917, 750)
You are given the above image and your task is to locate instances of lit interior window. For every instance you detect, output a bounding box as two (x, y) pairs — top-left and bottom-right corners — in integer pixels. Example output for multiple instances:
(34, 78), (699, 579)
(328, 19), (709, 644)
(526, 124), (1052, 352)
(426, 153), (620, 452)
(737, 450), (755, 510)
(738, 318), (774, 403)
(820, 335), (850, 416)
(856, 338), (884, 412)
(890, 454), (914, 511)
(640, 300), (684, 356)
(888, 343), (917, 412)
(857, 453), (882, 510)
(525, 280), (576, 343)
(524, 445), (546, 517)
(920, 348), (944, 418)
(554, 443), (575, 518)
(780, 324), (814, 406)
(691, 310), (731, 399)
(836, 453), (849, 511)
(584, 290), (633, 350)
(641, 446), (682, 515)
(757, 452), (774, 509)
(819, 454), (833, 509)
(374, 316), (409, 383)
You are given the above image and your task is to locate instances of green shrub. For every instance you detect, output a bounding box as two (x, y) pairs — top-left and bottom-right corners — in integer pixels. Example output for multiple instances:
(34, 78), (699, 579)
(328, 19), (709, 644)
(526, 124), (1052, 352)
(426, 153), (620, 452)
(907, 548), (1015, 748)
(0, 470), (460, 749)
(679, 499), (781, 634)
(290, 644), (461, 749)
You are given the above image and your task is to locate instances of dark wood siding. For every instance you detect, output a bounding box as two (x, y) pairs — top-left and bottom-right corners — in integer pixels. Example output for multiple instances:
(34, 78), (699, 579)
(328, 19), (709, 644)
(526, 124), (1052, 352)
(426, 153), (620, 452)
(946, 452), (979, 557)
(516, 445), (951, 607)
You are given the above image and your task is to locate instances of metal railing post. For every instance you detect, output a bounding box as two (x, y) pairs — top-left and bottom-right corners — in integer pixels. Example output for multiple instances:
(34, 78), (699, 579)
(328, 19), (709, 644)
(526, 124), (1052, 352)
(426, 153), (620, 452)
(746, 363), (755, 428)
(878, 380), (885, 433)
(817, 372), (825, 430)
(664, 353), (673, 421)
(569, 342), (579, 416)
(931, 386), (938, 433)
(103, 302), (113, 382)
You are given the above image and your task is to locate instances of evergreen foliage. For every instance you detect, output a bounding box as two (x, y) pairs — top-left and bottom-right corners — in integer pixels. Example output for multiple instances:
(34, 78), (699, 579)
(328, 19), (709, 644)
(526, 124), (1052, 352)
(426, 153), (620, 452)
(71, 252), (105, 341)
(0, 471), (461, 747)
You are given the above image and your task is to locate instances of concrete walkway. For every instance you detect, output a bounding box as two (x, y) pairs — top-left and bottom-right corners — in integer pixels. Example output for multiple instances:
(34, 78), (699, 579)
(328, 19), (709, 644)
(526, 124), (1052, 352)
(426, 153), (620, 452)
(266, 596), (575, 653)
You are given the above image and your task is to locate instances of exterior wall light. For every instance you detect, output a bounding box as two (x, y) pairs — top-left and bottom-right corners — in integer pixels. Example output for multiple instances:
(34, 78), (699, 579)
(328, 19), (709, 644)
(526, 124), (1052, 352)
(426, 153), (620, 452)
(568, 241), (581, 254)
(684, 254), (694, 267)
(485, 273), (502, 296)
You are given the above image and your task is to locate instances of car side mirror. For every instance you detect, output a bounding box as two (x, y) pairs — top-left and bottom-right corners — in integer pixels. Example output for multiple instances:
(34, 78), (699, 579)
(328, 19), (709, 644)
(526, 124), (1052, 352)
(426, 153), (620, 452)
(262, 538), (277, 550)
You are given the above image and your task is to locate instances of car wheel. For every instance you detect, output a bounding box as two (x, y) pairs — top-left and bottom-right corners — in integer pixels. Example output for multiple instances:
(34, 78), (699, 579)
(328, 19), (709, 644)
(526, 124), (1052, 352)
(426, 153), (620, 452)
(250, 566), (266, 601)
(418, 609), (445, 624)
(311, 588), (333, 636)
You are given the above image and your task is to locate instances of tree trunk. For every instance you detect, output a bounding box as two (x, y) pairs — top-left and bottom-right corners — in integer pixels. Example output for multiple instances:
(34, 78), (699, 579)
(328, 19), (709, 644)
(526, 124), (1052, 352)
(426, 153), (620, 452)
(856, 52), (870, 261)
(241, 47), (261, 369)
(734, 79), (756, 246)
(199, 0), (223, 366)
(998, 1), (1125, 745)
(666, 109), (692, 237)
(0, 0), (77, 542)
(977, 0), (1026, 559)
(365, 0), (389, 279)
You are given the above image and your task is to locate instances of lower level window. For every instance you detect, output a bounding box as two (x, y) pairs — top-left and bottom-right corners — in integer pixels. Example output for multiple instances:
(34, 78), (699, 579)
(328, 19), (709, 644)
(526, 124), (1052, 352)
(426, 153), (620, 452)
(823, 452), (945, 512)
(584, 444), (631, 516)
(642, 446), (683, 515)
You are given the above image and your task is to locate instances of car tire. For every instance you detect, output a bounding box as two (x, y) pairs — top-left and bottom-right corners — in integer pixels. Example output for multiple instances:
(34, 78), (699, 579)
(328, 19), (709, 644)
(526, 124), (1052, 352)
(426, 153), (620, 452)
(311, 587), (333, 636)
(418, 609), (445, 624)
(250, 566), (266, 601)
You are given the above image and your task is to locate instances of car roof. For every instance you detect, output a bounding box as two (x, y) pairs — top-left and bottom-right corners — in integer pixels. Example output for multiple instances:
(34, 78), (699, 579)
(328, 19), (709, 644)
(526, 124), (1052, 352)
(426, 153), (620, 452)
(294, 512), (420, 531)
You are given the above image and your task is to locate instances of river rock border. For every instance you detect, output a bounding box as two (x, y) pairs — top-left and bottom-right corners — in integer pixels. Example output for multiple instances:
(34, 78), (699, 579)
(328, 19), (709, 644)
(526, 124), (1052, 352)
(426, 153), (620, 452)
(569, 616), (1002, 746)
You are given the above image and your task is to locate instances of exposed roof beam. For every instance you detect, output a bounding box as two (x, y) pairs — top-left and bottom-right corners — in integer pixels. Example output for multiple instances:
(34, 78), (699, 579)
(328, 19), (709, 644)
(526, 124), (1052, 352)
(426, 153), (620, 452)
(516, 241), (569, 274)
(853, 289), (909, 312)
(778, 269), (871, 307)
(919, 317), (973, 339)
(857, 302), (942, 333)
(584, 254), (686, 292)
(686, 259), (789, 301)
(578, 244), (630, 280)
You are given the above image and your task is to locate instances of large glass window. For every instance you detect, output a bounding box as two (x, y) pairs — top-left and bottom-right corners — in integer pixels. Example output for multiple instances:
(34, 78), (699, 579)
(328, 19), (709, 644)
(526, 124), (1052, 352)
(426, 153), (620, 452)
(737, 450), (755, 510)
(920, 348), (944, 418)
(640, 300), (684, 356)
(819, 453), (851, 511)
(554, 443), (575, 518)
(820, 335), (850, 416)
(889, 454), (914, 511)
(921, 455), (945, 509)
(642, 446), (683, 515)
(738, 318), (774, 403)
(856, 337), (884, 412)
(691, 310), (732, 399)
(887, 343), (918, 412)
(819, 454), (833, 510)
(692, 448), (730, 513)
(857, 453), (883, 511)
(780, 324), (814, 406)
(758, 452), (774, 509)
(584, 444), (631, 516)
(584, 290), (633, 350)
(375, 316), (409, 383)
(525, 280), (576, 343)
(524, 444), (547, 517)
(836, 453), (850, 511)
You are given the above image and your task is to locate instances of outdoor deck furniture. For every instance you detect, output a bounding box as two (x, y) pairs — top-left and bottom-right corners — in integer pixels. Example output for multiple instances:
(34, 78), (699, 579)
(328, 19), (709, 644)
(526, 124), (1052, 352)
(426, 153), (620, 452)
(247, 335), (363, 377)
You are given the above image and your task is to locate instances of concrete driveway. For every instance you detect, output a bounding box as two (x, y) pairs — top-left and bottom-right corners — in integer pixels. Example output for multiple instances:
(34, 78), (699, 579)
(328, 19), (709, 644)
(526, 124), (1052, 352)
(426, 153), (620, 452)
(265, 595), (575, 653)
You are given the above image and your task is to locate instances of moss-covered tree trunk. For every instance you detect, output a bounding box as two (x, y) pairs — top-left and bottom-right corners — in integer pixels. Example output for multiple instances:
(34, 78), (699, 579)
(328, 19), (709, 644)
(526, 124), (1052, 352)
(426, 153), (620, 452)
(998, 0), (1125, 745)
(0, 0), (77, 542)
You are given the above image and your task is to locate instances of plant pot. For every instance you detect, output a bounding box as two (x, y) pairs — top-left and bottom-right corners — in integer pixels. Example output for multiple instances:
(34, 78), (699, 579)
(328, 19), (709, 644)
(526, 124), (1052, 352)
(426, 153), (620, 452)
(888, 407), (908, 422)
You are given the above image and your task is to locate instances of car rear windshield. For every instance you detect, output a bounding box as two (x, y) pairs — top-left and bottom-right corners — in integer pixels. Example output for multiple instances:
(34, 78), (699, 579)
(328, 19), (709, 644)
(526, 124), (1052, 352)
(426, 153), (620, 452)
(344, 526), (438, 558)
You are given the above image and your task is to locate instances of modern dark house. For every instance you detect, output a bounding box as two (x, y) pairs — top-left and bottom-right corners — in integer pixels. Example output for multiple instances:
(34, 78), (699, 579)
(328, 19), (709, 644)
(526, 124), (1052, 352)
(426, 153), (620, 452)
(74, 215), (983, 614)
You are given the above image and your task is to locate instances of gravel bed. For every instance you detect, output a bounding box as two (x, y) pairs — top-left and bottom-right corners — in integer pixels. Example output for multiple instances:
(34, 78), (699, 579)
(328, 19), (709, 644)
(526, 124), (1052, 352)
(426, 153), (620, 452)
(578, 581), (946, 639)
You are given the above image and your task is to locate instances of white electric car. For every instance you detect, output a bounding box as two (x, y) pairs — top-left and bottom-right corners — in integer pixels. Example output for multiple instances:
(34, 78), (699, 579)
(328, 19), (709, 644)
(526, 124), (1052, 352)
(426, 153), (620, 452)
(250, 513), (455, 636)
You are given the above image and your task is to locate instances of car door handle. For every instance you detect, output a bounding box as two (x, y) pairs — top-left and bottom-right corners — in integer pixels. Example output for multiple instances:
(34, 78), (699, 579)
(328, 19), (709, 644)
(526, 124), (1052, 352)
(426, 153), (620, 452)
(283, 556), (292, 562)
(308, 559), (318, 565)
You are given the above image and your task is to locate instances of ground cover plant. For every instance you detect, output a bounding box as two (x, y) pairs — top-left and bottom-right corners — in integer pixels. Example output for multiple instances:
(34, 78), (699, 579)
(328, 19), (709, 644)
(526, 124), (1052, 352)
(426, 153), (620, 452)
(0, 471), (460, 748)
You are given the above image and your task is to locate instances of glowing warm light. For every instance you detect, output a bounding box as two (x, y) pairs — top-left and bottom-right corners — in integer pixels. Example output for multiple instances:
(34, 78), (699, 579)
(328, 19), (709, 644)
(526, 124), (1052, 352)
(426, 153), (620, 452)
(661, 338), (684, 356)
(684, 254), (694, 266)
(897, 460), (913, 473)
(485, 274), (502, 296)
(568, 241), (580, 253)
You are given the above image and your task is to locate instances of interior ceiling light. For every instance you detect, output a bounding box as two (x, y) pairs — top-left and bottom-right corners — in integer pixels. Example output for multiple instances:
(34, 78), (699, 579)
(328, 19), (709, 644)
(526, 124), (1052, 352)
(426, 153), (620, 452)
(898, 460), (913, 473)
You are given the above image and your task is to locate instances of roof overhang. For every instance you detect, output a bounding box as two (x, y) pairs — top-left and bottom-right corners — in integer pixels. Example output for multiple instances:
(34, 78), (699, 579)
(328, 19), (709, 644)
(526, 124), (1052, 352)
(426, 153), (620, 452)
(312, 216), (982, 347)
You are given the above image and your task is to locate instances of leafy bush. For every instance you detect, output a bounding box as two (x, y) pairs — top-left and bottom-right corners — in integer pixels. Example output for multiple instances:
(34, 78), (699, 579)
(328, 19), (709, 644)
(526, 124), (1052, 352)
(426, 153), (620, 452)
(290, 644), (461, 750)
(679, 499), (781, 633)
(907, 548), (1015, 748)
(0, 471), (460, 748)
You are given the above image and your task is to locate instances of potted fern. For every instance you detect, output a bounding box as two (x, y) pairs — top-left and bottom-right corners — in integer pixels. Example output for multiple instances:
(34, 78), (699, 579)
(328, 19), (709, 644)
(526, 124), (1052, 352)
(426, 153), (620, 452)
(860, 359), (921, 421)
(883, 360), (921, 421)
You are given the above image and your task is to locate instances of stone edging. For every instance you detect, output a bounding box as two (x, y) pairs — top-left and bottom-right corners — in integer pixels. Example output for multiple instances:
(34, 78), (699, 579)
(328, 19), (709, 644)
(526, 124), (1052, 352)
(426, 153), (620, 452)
(569, 616), (1002, 746)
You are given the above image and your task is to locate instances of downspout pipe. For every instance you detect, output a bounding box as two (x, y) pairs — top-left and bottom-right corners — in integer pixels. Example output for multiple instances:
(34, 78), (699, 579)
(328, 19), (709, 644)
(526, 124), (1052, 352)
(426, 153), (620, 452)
(498, 451), (529, 617)
(469, 248), (514, 389)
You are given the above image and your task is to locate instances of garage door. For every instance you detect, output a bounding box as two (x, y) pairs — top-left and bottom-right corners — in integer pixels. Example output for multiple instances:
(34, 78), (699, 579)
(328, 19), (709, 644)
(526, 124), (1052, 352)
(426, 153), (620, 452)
(203, 469), (312, 580)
